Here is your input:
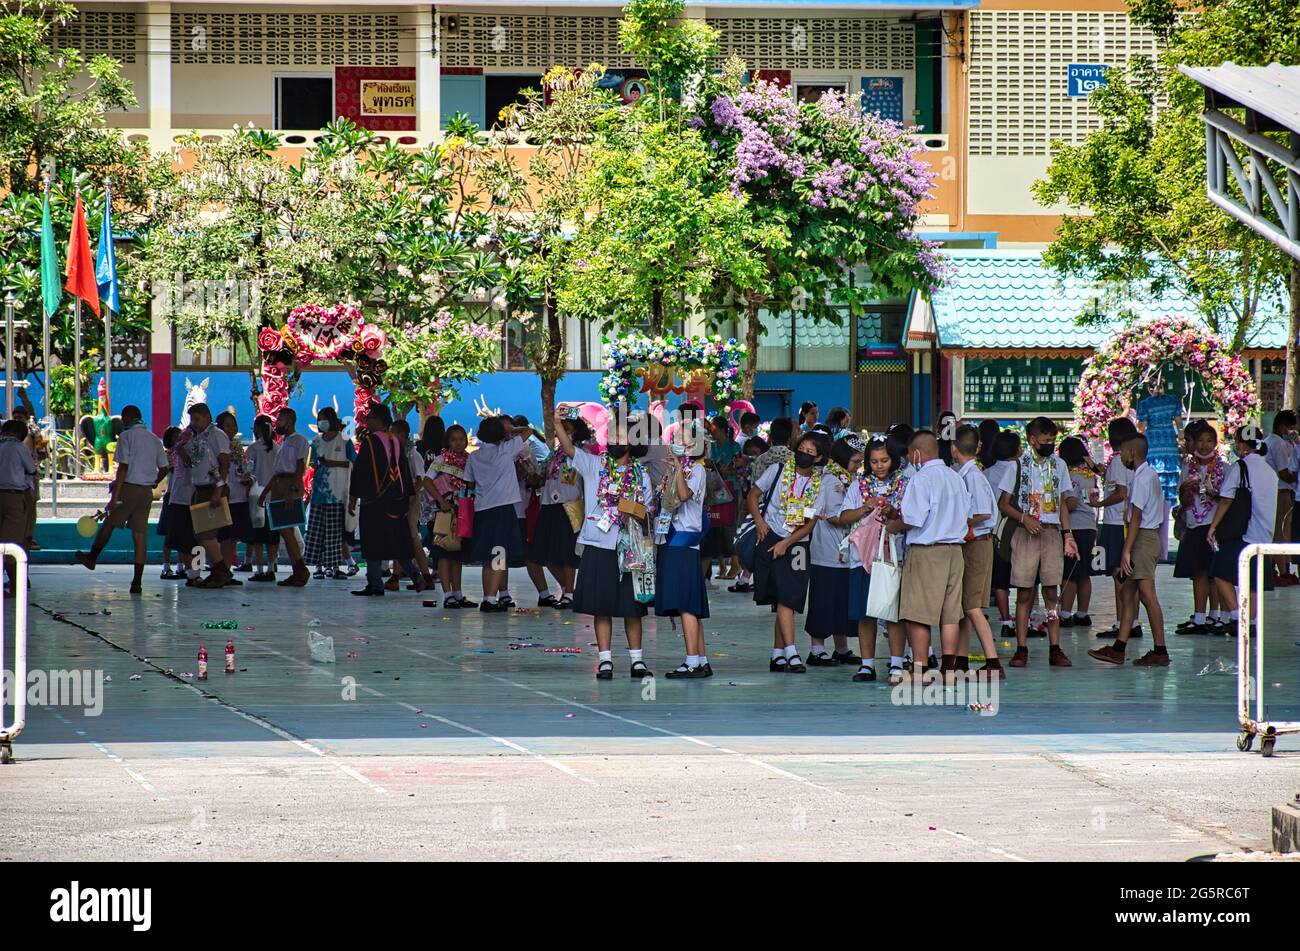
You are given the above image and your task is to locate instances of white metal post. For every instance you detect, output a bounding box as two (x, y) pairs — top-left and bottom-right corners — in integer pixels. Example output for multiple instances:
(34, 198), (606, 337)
(0, 544), (29, 754)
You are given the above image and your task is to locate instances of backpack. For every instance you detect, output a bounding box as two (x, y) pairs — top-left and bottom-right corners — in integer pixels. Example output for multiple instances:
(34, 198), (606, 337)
(1216, 459), (1252, 545)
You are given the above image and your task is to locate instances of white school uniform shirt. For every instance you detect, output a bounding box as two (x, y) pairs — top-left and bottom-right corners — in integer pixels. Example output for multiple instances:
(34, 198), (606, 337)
(839, 476), (909, 568)
(272, 431), (310, 476)
(1218, 452), (1279, 546)
(188, 425), (230, 487)
(464, 436), (524, 513)
(114, 425), (167, 486)
(998, 453), (1075, 526)
(1125, 462), (1165, 530)
(0, 439), (36, 491)
(958, 459), (996, 538)
(246, 441), (277, 488)
(901, 459), (970, 546)
(667, 462), (708, 544)
(1102, 456), (1132, 526)
(982, 459), (1010, 500)
(1263, 433), (1296, 491)
(1068, 469), (1099, 532)
(810, 473), (851, 567)
(571, 449), (653, 551)
(168, 449), (194, 505)
(227, 442), (250, 504)
(752, 462), (815, 541)
(541, 451), (584, 506)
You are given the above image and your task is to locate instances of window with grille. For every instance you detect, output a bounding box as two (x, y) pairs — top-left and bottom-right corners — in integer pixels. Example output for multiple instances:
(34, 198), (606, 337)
(52, 11), (137, 63)
(967, 11), (1162, 157)
(170, 13), (401, 67)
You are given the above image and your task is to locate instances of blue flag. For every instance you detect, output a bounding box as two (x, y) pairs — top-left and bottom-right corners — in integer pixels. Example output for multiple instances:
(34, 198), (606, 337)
(95, 185), (120, 314)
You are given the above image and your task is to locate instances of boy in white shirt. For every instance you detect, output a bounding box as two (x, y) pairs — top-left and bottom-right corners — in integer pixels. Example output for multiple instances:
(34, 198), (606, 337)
(1095, 417), (1140, 639)
(1207, 426), (1280, 636)
(1262, 411), (1297, 584)
(951, 425), (1003, 679)
(997, 417), (1079, 668)
(1088, 435), (1169, 666)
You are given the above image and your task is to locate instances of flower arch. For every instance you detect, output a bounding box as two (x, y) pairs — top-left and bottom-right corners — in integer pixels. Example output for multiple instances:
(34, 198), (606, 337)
(1073, 317), (1258, 439)
(600, 333), (748, 412)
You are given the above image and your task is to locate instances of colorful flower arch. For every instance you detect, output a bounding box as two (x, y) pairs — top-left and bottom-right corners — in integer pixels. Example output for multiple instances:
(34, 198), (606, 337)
(600, 334), (748, 412)
(1073, 317), (1258, 439)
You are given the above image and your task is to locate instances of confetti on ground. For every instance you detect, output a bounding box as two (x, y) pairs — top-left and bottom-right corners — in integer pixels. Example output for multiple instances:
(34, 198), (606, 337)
(543, 647), (582, 654)
(564, 713), (576, 719)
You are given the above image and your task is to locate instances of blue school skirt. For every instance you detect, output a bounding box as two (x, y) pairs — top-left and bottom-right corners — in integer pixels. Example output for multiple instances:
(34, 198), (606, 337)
(804, 564), (855, 637)
(847, 566), (873, 622)
(655, 544), (709, 618)
(470, 504), (524, 566)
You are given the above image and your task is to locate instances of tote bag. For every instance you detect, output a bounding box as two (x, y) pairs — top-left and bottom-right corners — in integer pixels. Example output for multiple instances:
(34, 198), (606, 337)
(864, 527), (901, 623)
(248, 482), (266, 528)
(734, 464), (784, 572)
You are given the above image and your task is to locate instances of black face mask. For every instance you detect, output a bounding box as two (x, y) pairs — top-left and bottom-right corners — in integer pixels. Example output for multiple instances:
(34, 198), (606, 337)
(606, 444), (629, 461)
(1034, 442), (1055, 458)
(794, 450), (819, 469)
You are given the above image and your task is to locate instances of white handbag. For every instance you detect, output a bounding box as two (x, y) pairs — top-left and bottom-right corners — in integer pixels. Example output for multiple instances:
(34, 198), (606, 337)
(249, 482), (266, 528)
(864, 527), (901, 623)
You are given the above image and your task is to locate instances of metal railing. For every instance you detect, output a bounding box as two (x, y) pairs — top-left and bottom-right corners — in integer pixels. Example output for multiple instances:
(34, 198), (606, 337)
(1236, 543), (1300, 757)
(0, 543), (28, 764)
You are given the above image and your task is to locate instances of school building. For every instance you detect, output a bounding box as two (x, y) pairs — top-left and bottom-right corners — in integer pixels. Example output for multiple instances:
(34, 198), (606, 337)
(57, 0), (1287, 433)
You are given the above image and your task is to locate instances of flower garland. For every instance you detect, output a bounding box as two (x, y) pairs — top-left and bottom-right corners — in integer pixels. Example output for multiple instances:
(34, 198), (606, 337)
(780, 463), (822, 527)
(1185, 453), (1226, 524)
(862, 471), (907, 512)
(1074, 317), (1257, 439)
(600, 334), (748, 412)
(825, 460), (852, 487)
(596, 458), (644, 529)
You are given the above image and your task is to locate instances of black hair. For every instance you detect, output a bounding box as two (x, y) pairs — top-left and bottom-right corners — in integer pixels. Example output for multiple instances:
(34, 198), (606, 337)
(443, 424), (468, 448)
(188, 402), (210, 420)
(1026, 415), (1058, 438)
(1184, 419), (1217, 444)
(977, 419), (1000, 467)
(953, 423), (980, 459)
(866, 436), (902, 474)
(740, 412), (760, 428)
(252, 416), (274, 450)
(767, 416), (795, 449)
(163, 426), (182, 450)
(417, 415), (445, 458)
(1058, 436), (1089, 468)
(744, 436), (768, 454)
(1235, 425), (1265, 453)
(1274, 410), (1297, 432)
(2, 420), (26, 438)
(885, 423), (913, 463)
(512, 414), (531, 428)
(1107, 416), (1137, 450)
(366, 402), (393, 428)
(317, 405), (341, 429)
(278, 407), (296, 423)
(121, 404), (142, 422)
(391, 418), (411, 438)
(825, 407), (851, 430)
(794, 429), (832, 464)
(566, 417), (593, 445)
(710, 414), (730, 434)
(477, 416), (506, 445)
(798, 401), (817, 423)
(215, 410), (237, 431)
(993, 430), (1021, 461)
(829, 434), (864, 469)
(1124, 433), (1150, 457)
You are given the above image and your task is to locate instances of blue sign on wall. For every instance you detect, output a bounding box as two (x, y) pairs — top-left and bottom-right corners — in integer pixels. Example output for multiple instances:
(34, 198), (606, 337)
(861, 76), (904, 124)
(1067, 64), (1108, 98)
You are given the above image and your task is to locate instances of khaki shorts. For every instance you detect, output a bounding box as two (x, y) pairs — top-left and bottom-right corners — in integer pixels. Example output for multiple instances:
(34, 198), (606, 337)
(1010, 523), (1064, 589)
(1128, 527), (1161, 581)
(0, 491), (27, 547)
(961, 534), (994, 612)
(1275, 489), (1293, 543)
(106, 482), (154, 534)
(900, 543), (964, 628)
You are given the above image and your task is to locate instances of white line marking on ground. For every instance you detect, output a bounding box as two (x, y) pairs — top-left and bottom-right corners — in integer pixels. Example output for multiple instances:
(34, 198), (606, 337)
(938, 827), (1029, 862)
(47, 710), (167, 801)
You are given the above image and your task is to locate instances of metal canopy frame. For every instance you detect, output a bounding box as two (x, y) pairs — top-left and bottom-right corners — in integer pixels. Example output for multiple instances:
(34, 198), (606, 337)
(1179, 64), (1300, 260)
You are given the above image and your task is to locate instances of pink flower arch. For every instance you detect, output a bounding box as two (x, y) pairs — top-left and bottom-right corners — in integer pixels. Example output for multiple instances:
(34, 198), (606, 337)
(1073, 317), (1258, 439)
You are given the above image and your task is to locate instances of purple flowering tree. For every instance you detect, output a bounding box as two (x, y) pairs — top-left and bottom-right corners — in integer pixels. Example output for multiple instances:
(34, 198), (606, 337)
(697, 80), (946, 396)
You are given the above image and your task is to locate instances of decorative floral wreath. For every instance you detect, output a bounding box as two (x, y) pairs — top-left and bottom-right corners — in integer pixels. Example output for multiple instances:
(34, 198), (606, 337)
(1073, 317), (1258, 439)
(600, 333), (748, 411)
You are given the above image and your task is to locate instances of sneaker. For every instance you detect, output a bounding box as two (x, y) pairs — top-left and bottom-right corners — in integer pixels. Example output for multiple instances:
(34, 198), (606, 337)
(1048, 647), (1073, 667)
(852, 666), (877, 682)
(832, 650), (862, 665)
(1132, 650), (1170, 667)
(1087, 644), (1125, 665)
(807, 652), (837, 667)
(1009, 646), (1030, 668)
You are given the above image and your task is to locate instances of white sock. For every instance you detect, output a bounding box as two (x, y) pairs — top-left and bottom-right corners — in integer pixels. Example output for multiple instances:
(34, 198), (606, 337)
(1229, 609), (1239, 621)
(698, 652), (707, 665)
(771, 648), (784, 660)
(629, 648), (644, 663)
(1210, 610), (1223, 622)
(904, 645), (914, 659)
(860, 657), (876, 670)
(484, 594), (498, 603)
(598, 650), (612, 663)
(810, 644), (830, 657)
(536, 585), (550, 596)
(686, 654), (700, 668)
(783, 644), (798, 659)
(890, 654), (905, 669)
(1194, 612), (1206, 624)
(1130, 618), (1140, 629)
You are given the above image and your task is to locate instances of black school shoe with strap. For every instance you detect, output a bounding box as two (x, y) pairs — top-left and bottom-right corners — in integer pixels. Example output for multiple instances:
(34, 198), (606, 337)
(786, 654), (808, 673)
(630, 660), (653, 679)
(833, 650), (862, 665)
(596, 660), (614, 680)
(807, 652), (837, 667)
(537, 594), (561, 608)
(769, 657), (788, 673)
(852, 665), (877, 682)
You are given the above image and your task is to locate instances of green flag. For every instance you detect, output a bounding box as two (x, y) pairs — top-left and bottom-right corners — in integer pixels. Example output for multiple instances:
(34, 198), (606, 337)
(40, 187), (62, 318)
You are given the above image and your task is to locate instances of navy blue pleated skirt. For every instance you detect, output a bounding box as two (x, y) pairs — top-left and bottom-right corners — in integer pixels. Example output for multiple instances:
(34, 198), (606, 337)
(572, 545), (648, 619)
(752, 531), (810, 613)
(804, 564), (854, 637)
(470, 504), (524, 566)
(847, 566), (873, 621)
(655, 544), (709, 618)
(527, 503), (580, 567)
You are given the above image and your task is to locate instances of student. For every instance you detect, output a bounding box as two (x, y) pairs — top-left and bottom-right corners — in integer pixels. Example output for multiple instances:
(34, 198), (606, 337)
(702, 415), (740, 582)
(74, 405), (167, 593)
(824, 407), (852, 440)
(798, 401), (819, 433)
(349, 403), (421, 597)
(165, 423), (199, 584)
(515, 414), (553, 606)
(385, 418), (434, 591)
(750, 416), (794, 485)
(178, 403), (233, 589)
(257, 408), (311, 588)
(805, 434), (865, 667)
(936, 410), (957, 466)
(1206, 426), (1279, 636)
(896, 431), (969, 682)
(554, 409), (654, 680)
(1096, 417), (1140, 639)
(1088, 434), (1170, 666)
(244, 415), (280, 581)
(750, 430), (831, 673)
(427, 424), (475, 609)
(1173, 421), (1226, 634)
(214, 412), (249, 584)
(951, 425), (1004, 679)
(1262, 410), (1297, 584)
(526, 417), (590, 608)
(735, 411), (761, 449)
(304, 406), (353, 580)
(985, 429), (1020, 637)
(0, 420), (36, 594)
(997, 416), (1079, 667)
(833, 436), (910, 683)
(658, 420), (713, 678)
(464, 415), (524, 610)
(157, 426), (182, 579)
(1059, 436), (1100, 629)
(977, 419), (1001, 470)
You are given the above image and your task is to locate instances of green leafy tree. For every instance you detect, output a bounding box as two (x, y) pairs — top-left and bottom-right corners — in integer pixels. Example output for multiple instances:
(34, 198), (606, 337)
(1033, 0), (1299, 387)
(619, 0), (718, 119)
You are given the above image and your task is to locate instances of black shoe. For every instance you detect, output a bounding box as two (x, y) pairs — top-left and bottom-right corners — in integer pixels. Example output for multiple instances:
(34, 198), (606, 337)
(807, 652), (837, 667)
(1074, 613), (1092, 627)
(832, 650), (862, 665)
(557, 595), (574, 609)
(324, 567), (337, 580)
(1176, 622), (1209, 635)
(596, 660), (614, 681)
(786, 654), (807, 673)
(852, 666), (877, 682)
(697, 662), (713, 678)
(665, 663), (694, 679)
(1027, 624), (1047, 639)
(313, 567), (325, 580)
(538, 594), (561, 608)
(352, 586), (384, 597)
(498, 594), (515, 607)
(1059, 614), (1076, 628)
(769, 658), (788, 673)
(480, 600), (506, 612)
(345, 564), (360, 577)
(1175, 617), (1199, 632)
(234, 563), (253, 573)
(458, 597), (479, 609)
(443, 597), (463, 609)
(225, 577), (243, 586)
(927, 654), (939, 669)
(727, 582), (752, 593)
(630, 660), (653, 679)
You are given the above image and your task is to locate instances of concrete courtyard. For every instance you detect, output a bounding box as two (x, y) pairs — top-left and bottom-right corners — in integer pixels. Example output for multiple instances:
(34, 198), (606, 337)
(2, 563), (1298, 861)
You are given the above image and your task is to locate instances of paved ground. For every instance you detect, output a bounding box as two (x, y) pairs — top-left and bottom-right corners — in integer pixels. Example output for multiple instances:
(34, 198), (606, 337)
(2, 563), (1298, 861)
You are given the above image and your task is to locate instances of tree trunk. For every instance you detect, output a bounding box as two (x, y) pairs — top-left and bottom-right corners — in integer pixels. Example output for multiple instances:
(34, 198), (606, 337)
(1286, 259), (1300, 410)
(742, 293), (761, 401)
(540, 298), (564, 442)
(651, 285), (664, 337)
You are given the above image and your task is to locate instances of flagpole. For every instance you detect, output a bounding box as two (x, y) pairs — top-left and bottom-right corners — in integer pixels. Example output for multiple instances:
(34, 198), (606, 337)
(74, 296), (82, 479)
(102, 178), (112, 411)
(42, 175), (56, 516)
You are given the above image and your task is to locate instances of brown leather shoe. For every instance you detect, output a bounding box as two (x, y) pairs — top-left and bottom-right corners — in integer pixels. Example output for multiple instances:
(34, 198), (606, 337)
(1087, 644), (1125, 665)
(280, 564), (310, 587)
(1131, 649), (1170, 667)
(75, 551), (96, 571)
(1048, 647), (1073, 667)
(1008, 646), (1029, 668)
(978, 661), (1007, 680)
(384, 576), (400, 591)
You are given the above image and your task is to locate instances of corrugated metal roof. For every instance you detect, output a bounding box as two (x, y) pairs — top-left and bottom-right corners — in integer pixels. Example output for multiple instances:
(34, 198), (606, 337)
(1178, 63), (1300, 132)
(927, 250), (1288, 351)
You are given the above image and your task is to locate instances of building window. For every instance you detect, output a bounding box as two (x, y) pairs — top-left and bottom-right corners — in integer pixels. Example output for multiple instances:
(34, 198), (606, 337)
(274, 75), (334, 130)
(746, 308), (852, 373)
(174, 336), (257, 370)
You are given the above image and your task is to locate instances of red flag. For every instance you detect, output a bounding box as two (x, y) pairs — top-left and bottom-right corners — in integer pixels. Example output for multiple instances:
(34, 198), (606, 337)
(65, 192), (101, 316)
